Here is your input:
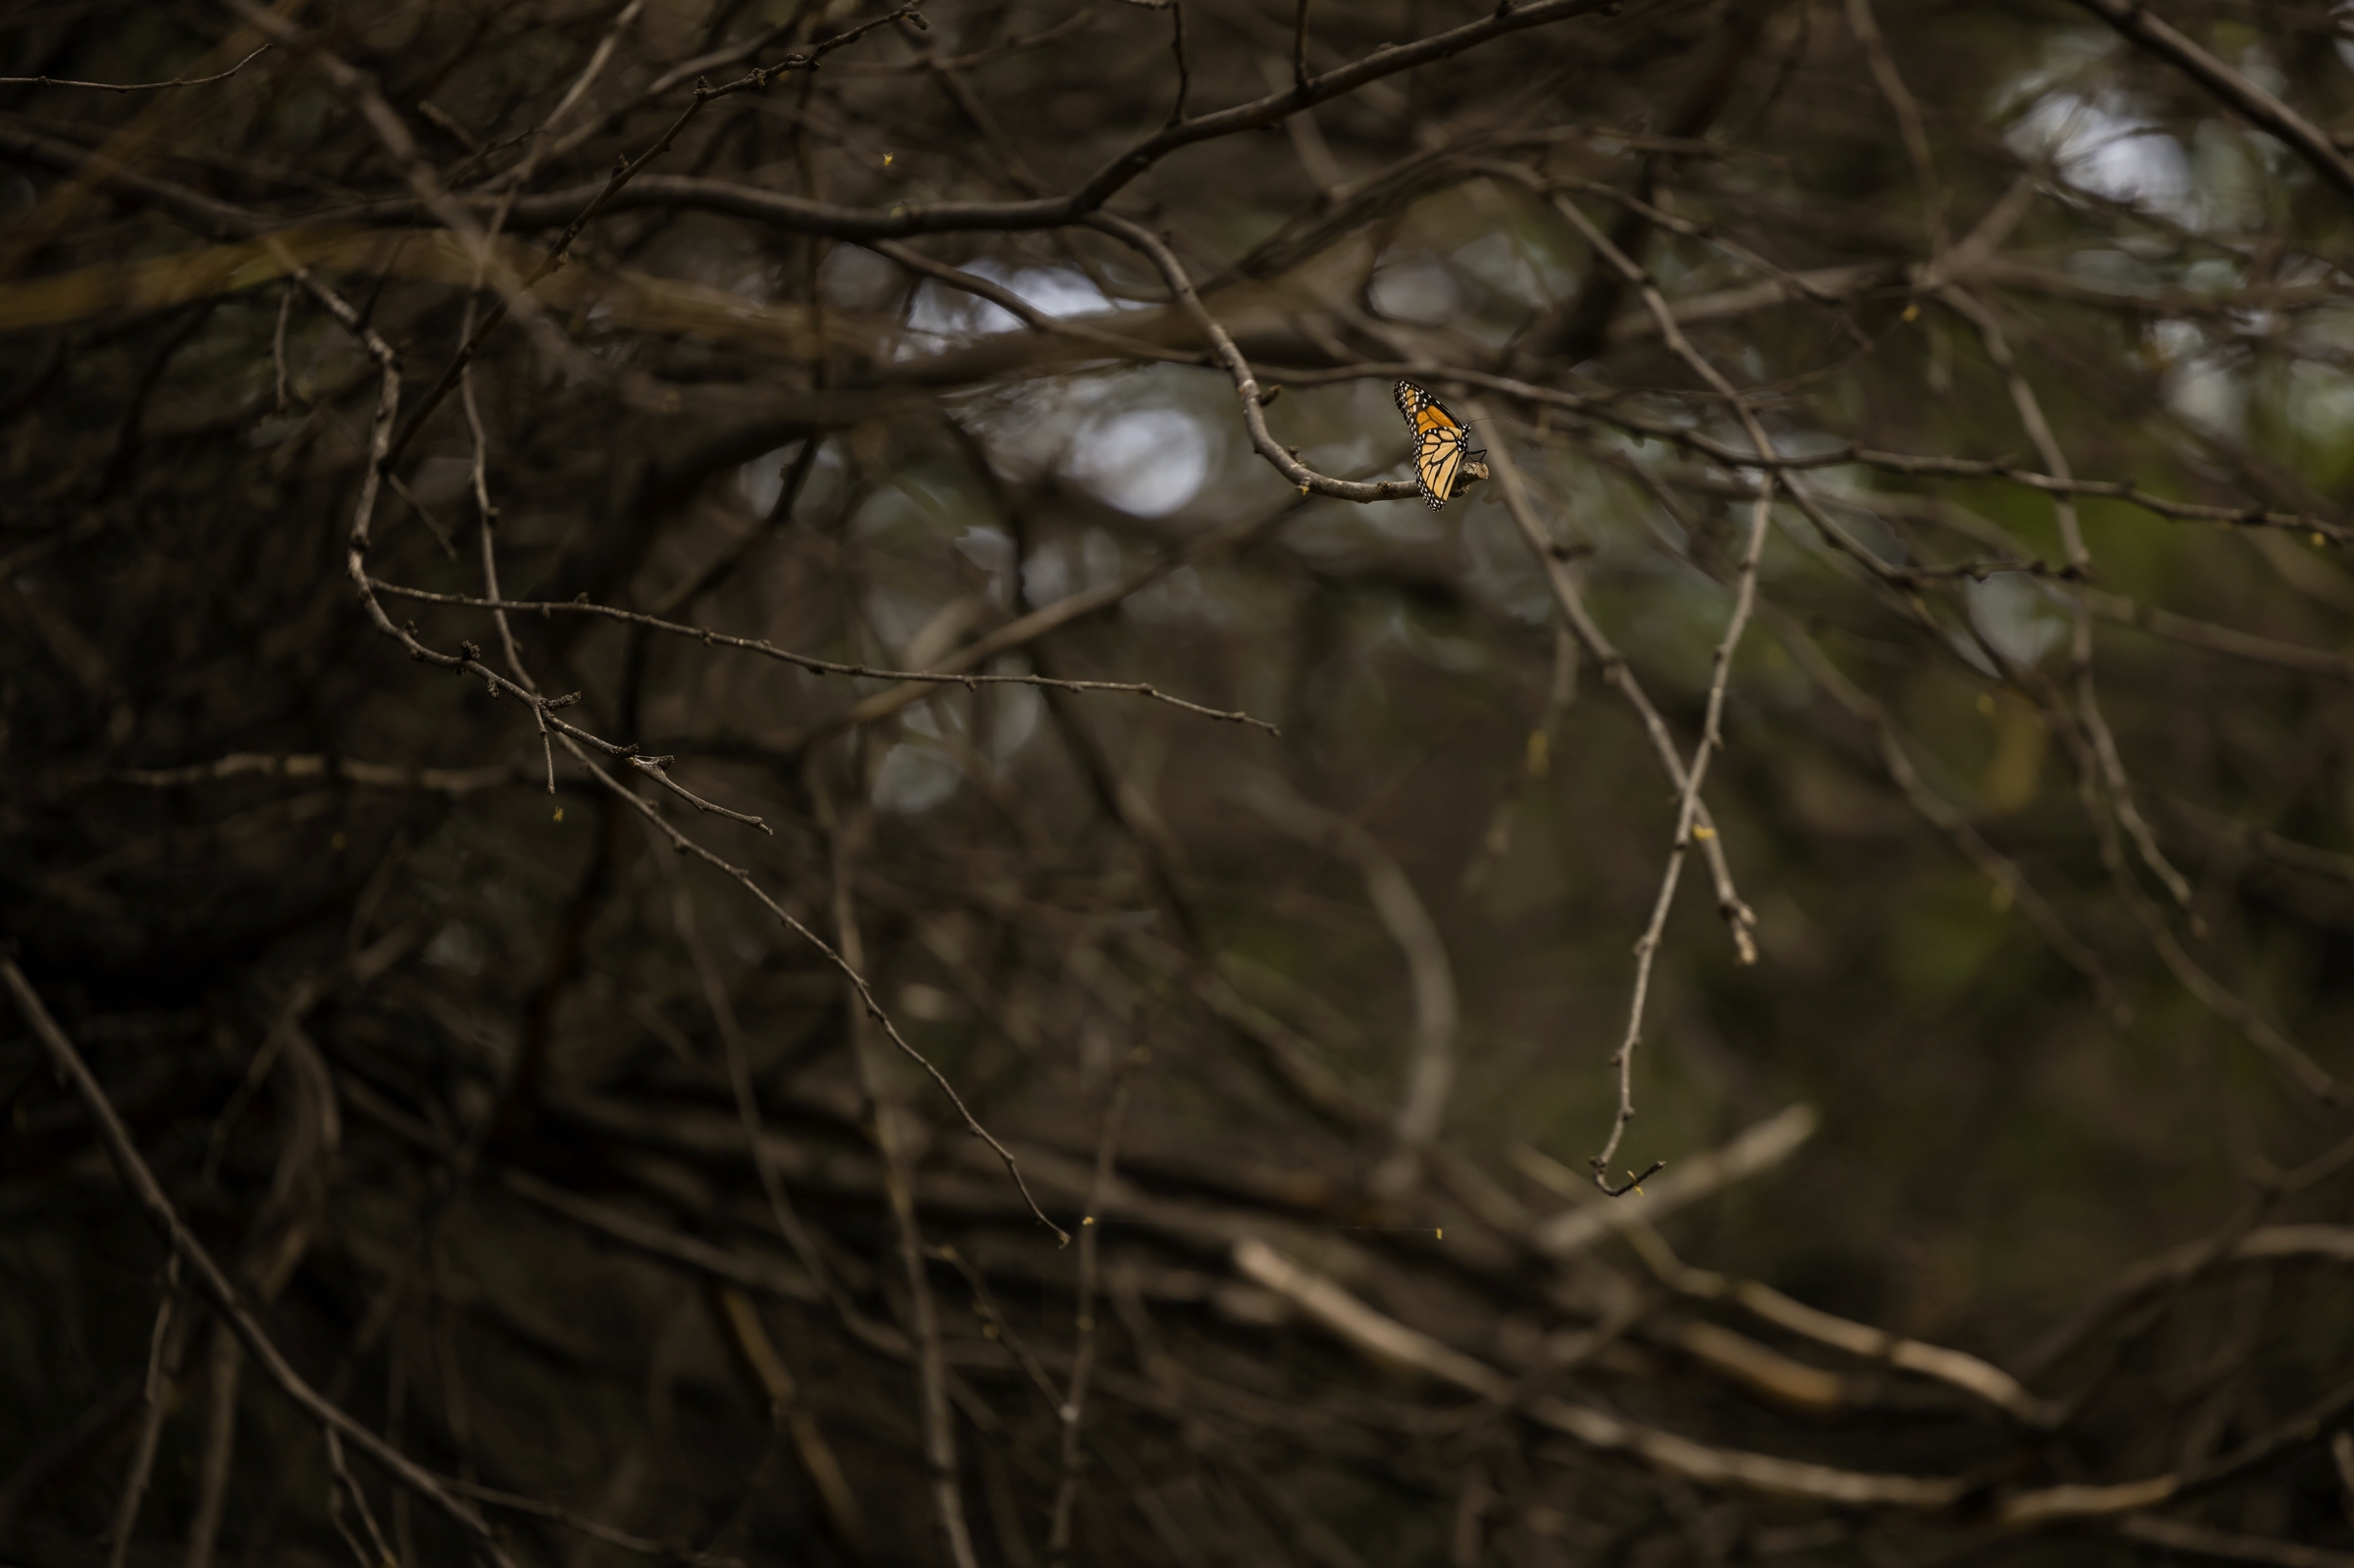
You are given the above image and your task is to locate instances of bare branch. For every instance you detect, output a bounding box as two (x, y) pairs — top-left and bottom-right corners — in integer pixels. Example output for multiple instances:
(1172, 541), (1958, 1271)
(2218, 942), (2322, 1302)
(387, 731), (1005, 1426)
(1, 44), (271, 92)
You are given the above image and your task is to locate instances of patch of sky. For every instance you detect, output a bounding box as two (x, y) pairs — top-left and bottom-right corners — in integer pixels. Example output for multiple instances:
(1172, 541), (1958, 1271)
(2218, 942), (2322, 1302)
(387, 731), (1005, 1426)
(1997, 36), (2205, 226)
(960, 364), (1219, 518)
(729, 263), (786, 304)
(898, 261), (1135, 358)
(2182, 258), (2242, 294)
(1375, 601), (1487, 676)
(1129, 563), (1226, 626)
(1020, 529), (1126, 606)
(424, 921), (486, 975)
(2008, 88), (2196, 224)
(1458, 500), (1554, 626)
(1296, 430), (1382, 489)
(1966, 574), (2070, 669)
(1810, 497), (1906, 574)
(739, 437), (844, 519)
(889, 467), (988, 534)
(874, 731), (962, 815)
(953, 525), (1015, 605)
(819, 243), (901, 311)
(968, 375), (1118, 481)
(1368, 249), (1464, 326)
(2189, 121), (2265, 234)
(864, 588), (940, 655)
(870, 677), (1045, 815)
(1450, 228), (1569, 309)
(2148, 320), (2242, 436)
(1064, 403), (1213, 516)
(2065, 248), (2150, 289)
(2283, 360), (2354, 449)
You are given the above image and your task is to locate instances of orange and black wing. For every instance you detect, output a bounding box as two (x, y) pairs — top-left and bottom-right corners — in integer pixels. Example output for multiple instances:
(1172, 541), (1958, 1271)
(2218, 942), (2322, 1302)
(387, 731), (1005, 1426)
(1395, 379), (1470, 509)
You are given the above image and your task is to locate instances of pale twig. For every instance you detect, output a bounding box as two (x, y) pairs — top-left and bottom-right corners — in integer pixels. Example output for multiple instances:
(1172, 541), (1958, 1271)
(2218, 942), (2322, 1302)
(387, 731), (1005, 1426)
(771, 492), (1315, 753)
(452, 298), (553, 793)
(865, 237), (1202, 360)
(1588, 479), (1768, 1191)
(1542, 1174), (2066, 1428)
(1259, 359), (2354, 541)
(625, 753), (771, 834)
(1523, 1104), (1818, 1257)
(1526, 183), (1803, 1188)
(1235, 1234), (2225, 1515)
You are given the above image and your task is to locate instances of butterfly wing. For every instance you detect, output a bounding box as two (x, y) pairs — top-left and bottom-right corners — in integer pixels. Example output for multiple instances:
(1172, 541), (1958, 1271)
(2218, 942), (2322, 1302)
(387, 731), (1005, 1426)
(1418, 428), (1464, 510)
(1396, 379), (1472, 508)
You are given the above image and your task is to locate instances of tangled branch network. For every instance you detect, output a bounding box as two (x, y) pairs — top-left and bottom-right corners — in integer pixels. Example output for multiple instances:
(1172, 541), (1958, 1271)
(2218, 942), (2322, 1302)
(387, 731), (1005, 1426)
(9, 2), (2354, 1565)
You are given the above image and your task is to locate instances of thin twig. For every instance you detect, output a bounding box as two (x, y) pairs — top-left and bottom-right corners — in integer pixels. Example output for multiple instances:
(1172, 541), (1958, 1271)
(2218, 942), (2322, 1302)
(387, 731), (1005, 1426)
(1937, 285), (2194, 911)
(1164, 0), (1192, 126)
(365, 578), (1278, 733)
(105, 1258), (180, 1568)
(1842, 0), (1943, 251)
(1049, 1049), (1143, 1564)
(1472, 414), (1756, 961)
(270, 282), (293, 412)
(1, 43), (271, 91)
(181, 1324), (241, 1568)
(440, 1477), (735, 1566)
(1087, 212), (1419, 503)
(323, 1429), (395, 1568)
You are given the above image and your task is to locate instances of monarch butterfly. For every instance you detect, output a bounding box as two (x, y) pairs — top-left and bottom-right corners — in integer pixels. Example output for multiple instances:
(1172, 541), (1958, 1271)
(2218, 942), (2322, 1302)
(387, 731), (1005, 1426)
(1394, 379), (1490, 509)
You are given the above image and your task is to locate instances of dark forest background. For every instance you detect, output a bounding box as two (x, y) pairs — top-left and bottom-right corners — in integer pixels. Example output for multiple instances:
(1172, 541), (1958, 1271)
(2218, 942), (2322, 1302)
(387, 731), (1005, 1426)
(8, 1), (2354, 1565)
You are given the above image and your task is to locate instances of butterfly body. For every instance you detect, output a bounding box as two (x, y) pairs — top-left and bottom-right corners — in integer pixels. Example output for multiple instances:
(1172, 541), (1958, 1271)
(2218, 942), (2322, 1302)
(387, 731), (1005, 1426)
(1393, 379), (1490, 509)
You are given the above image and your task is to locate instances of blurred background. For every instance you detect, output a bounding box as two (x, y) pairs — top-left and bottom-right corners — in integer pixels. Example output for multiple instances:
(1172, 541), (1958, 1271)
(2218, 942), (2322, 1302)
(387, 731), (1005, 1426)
(7, 0), (2354, 1563)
